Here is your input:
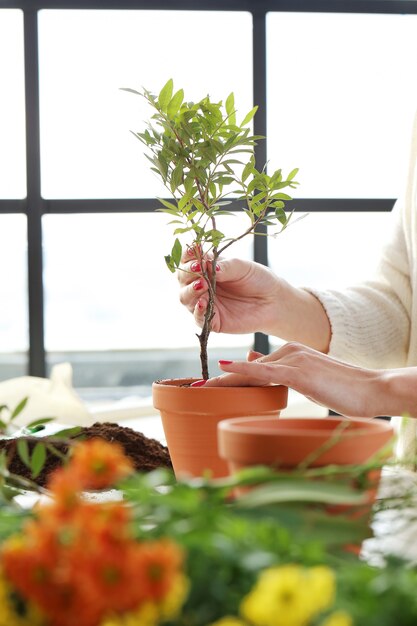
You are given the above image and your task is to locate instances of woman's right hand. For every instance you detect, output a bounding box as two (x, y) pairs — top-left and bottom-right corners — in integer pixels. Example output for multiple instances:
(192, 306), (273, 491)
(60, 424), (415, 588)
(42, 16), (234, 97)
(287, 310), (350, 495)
(177, 249), (331, 351)
(178, 250), (284, 335)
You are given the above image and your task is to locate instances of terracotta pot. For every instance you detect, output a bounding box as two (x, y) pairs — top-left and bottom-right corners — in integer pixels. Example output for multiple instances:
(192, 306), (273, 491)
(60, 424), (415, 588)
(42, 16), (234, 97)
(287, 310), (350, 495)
(218, 416), (394, 469)
(218, 416), (394, 519)
(152, 379), (288, 478)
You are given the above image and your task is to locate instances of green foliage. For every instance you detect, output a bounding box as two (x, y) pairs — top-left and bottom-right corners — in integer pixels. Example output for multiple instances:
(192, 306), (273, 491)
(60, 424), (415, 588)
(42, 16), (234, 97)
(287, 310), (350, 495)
(119, 464), (417, 626)
(124, 78), (299, 272)
(123, 79), (300, 377)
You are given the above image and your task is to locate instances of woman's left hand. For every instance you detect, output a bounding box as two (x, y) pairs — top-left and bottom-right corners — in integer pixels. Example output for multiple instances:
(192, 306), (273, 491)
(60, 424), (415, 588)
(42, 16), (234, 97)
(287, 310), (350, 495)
(197, 342), (391, 418)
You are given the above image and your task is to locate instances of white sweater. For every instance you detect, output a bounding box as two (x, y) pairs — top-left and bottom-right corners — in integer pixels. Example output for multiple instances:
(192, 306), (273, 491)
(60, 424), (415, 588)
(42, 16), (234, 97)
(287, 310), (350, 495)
(307, 111), (417, 465)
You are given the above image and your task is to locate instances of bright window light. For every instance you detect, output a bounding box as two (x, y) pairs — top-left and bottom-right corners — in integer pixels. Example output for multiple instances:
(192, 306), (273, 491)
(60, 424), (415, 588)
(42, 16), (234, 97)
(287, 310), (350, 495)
(267, 12), (417, 199)
(38, 10), (253, 199)
(0, 10), (26, 198)
(0, 215), (28, 353)
(43, 213), (253, 352)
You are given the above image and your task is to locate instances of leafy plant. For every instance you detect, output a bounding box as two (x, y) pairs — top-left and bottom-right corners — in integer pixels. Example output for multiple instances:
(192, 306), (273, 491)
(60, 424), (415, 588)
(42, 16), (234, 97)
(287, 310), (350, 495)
(0, 397), (55, 437)
(123, 79), (299, 378)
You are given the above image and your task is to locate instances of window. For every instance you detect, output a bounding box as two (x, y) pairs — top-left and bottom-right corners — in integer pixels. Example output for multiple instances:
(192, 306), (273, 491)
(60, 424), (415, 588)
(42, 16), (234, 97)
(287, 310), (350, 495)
(1, 2), (416, 393)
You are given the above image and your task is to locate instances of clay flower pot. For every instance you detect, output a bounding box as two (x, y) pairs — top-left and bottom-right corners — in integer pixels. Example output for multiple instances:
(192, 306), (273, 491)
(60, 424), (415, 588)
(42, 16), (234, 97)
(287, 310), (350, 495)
(218, 416), (394, 470)
(152, 379), (288, 478)
(218, 416), (394, 519)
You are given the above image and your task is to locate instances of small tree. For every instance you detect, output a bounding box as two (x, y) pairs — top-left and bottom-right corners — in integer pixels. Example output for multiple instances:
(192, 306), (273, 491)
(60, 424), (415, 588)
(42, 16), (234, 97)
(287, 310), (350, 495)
(123, 79), (299, 380)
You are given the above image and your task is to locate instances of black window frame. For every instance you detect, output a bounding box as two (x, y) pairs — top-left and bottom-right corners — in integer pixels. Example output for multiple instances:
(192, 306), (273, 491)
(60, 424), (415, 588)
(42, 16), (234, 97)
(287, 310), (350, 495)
(1, 0), (414, 378)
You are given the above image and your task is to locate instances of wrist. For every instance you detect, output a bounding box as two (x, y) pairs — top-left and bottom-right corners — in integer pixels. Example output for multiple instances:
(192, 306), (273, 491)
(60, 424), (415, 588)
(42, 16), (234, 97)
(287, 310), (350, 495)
(379, 369), (417, 418)
(263, 280), (331, 352)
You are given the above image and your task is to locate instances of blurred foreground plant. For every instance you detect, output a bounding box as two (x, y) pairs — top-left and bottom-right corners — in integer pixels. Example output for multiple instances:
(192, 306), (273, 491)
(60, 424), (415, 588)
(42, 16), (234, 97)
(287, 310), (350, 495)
(0, 442), (417, 625)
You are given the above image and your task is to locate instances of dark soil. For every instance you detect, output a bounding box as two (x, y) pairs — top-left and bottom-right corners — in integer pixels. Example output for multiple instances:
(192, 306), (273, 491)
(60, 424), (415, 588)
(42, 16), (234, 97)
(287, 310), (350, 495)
(0, 422), (173, 488)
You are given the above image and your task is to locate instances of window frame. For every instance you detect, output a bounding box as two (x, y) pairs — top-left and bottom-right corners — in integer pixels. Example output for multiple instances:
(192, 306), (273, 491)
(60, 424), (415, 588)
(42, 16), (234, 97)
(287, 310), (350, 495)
(2, 0), (415, 377)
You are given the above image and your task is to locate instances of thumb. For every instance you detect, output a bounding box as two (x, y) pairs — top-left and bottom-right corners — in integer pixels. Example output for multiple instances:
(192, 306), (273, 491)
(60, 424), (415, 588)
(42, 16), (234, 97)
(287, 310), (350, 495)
(214, 258), (252, 284)
(247, 349), (264, 362)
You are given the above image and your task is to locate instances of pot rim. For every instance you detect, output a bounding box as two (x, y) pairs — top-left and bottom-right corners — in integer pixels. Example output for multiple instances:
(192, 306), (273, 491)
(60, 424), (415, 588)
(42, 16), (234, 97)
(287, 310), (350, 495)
(152, 378), (286, 390)
(218, 416), (394, 438)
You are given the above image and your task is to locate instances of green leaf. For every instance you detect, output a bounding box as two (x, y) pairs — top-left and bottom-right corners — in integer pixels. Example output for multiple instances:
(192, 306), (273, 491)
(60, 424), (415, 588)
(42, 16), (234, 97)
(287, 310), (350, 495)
(31, 443), (47, 479)
(158, 198), (179, 212)
(164, 255), (175, 273)
(26, 417), (55, 429)
(51, 426), (82, 439)
(236, 479), (368, 508)
(171, 161), (184, 192)
(171, 238), (182, 267)
(167, 89), (184, 118)
(10, 397), (28, 420)
(225, 92), (236, 126)
(287, 167), (299, 181)
(158, 79), (174, 113)
(119, 87), (141, 95)
(240, 106), (258, 127)
(17, 439), (30, 468)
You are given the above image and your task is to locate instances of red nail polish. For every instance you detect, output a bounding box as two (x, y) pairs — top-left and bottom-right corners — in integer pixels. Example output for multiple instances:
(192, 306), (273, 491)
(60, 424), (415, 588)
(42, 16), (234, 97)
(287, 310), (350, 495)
(187, 247), (195, 257)
(191, 380), (206, 387)
(216, 264), (221, 272)
(219, 359), (233, 365)
(191, 261), (201, 272)
(193, 279), (203, 291)
(197, 300), (204, 311)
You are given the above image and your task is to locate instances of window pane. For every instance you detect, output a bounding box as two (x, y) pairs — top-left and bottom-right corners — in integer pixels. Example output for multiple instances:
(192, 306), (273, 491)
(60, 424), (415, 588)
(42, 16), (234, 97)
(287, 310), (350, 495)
(267, 13), (417, 198)
(268, 211), (392, 347)
(43, 213), (253, 387)
(0, 10), (26, 198)
(39, 10), (253, 199)
(0, 215), (28, 379)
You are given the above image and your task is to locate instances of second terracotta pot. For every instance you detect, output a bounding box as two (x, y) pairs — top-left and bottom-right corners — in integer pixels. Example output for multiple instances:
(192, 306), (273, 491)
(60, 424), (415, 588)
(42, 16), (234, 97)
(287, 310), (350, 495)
(217, 416), (394, 520)
(152, 379), (288, 478)
(217, 416), (394, 470)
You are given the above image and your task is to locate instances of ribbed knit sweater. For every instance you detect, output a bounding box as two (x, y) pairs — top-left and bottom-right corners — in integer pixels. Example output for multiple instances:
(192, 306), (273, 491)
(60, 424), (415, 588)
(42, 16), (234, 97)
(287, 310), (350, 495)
(306, 112), (417, 465)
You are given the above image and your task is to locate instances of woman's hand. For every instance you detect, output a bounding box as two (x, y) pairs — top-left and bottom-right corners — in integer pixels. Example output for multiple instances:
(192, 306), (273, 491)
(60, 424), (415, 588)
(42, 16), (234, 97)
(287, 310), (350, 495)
(197, 342), (408, 418)
(177, 250), (331, 351)
(178, 251), (285, 335)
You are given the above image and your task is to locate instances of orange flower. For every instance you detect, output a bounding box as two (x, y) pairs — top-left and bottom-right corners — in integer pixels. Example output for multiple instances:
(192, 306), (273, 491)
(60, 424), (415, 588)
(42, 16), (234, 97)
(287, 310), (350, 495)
(44, 467), (82, 513)
(66, 439), (134, 490)
(132, 539), (185, 601)
(1, 442), (186, 626)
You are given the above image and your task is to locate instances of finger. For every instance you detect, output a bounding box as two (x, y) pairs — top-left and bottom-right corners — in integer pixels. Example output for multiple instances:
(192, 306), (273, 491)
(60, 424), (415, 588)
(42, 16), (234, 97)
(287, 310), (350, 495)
(218, 360), (292, 387)
(213, 257), (251, 284)
(179, 276), (209, 311)
(193, 297), (208, 326)
(202, 372), (261, 387)
(247, 349), (264, 362)
(180, 243), (203, 264)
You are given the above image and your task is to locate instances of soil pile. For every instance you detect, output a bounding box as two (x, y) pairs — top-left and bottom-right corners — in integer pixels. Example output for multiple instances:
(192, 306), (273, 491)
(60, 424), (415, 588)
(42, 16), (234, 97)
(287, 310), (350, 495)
(0, 421), (173, 487)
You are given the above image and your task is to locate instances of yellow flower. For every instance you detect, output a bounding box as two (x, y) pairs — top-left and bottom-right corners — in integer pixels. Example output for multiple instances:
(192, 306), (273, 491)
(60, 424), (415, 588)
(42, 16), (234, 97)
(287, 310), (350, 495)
(210, 618), (248, 626)
(159, 573), (189, 620)
(100, 602), (158, 626)
(99, 575), (189, 626)
(307, 566), (336, 614)
(0, 568), (44, 626)
(320, 611), (353, 626)
(240, 564), (335, 626)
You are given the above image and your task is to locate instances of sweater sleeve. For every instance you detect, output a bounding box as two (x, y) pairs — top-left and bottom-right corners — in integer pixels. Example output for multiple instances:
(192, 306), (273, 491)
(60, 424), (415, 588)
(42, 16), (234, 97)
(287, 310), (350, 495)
(303, 110), (417, 370)
(305, 200), (412, 369)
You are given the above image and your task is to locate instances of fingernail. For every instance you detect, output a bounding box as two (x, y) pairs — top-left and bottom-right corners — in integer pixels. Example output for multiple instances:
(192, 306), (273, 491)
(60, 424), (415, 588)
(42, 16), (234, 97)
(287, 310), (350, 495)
(191, 380), (206, 387)
(191, 261), (201, 272)
(193, 279), (203, 291)
(187, 247), (195, 257)
(216, 263), (221, 272)
(197, 300), (204, 311)
(219, 359), (233, 365)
